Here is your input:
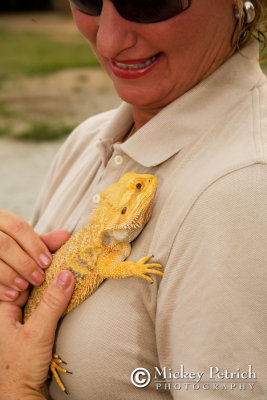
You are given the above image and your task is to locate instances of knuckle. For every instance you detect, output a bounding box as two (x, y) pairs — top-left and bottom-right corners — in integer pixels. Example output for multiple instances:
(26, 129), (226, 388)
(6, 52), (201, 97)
(0, 267), (16, 286)
(42, 289), (63, 313)
(30, 236), (45, 255)
(0, 232), (10, 251)
(20, 256), (36, 275)
(7, 218), (27, 237)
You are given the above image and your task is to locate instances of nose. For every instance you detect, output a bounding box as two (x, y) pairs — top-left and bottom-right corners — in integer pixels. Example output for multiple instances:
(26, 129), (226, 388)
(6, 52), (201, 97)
(96, 0), (138, 58)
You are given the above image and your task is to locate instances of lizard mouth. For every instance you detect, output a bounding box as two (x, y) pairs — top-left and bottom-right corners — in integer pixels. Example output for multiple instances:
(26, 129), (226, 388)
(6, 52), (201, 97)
(140, 200), (153, 225)
(129, 197), (154, 232)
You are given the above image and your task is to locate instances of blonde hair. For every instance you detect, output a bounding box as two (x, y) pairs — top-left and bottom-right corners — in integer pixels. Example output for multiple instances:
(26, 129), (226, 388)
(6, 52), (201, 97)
(233, 0), (267, 56)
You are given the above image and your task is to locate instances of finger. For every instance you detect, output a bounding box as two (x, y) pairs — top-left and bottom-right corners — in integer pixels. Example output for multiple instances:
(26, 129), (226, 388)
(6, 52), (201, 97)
(0, 283), (19, 301)
(10, 288), (30, 308)
(26, 270), (74, 342)
(0, 301), (23, 329)
(0, 281), (29, 304)
(0, 259), (29, 292)
(40, 230), (70, 253)
(0, 209), (52, 268)
(0, 232), (46, 287)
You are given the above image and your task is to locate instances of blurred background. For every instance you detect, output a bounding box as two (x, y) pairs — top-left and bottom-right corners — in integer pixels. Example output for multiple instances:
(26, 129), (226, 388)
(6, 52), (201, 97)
(0, 2), (266, 222)
(0, 1), (120, 221)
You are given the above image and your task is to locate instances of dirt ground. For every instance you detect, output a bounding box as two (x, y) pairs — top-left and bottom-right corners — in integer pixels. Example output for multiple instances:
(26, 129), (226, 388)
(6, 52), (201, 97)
(0, 13), (120, 221)
(1, 13), (266, 222)
(0, 64), (121, 221)
(0, 67), (120, 133)
(0, 13), (120, 134)
(0, 12), (84, 40)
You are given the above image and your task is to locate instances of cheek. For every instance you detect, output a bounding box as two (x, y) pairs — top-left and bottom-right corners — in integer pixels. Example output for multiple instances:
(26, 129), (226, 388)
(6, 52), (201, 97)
(71, 6), (98, 45)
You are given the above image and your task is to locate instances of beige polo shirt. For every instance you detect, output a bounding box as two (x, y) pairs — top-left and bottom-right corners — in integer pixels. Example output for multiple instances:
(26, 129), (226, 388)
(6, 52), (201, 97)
(31, 39), (267, 399)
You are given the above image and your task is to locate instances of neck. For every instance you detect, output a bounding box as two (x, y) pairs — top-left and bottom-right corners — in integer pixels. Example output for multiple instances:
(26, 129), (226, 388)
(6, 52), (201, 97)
(130, 46), (236, 132)
(132, 105), (162, 131)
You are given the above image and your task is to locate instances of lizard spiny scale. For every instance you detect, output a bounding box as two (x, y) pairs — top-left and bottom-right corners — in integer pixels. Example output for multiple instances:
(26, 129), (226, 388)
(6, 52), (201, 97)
(23, 172), (163, 393)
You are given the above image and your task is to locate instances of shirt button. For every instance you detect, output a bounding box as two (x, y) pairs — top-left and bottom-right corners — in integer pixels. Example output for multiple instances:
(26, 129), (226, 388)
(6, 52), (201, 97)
(114, 155), (123, 165)
(92, 193), (100, 204)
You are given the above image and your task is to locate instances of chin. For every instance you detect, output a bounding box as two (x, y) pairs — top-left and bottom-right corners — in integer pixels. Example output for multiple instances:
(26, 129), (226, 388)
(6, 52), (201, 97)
(113, 81), (168, 110)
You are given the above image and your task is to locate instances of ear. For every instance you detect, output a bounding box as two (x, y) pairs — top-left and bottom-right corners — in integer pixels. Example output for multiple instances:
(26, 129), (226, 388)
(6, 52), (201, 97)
(101, 230), (116, 247)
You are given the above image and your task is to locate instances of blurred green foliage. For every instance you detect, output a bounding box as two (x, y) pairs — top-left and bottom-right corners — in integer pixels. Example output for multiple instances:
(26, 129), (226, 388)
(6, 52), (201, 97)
(0, 26), (101, 140)
(260, 40), (267, 73)
(261, 60), (267, 73)
(0, 25), (266, 141)
(0, 28), (99, 83)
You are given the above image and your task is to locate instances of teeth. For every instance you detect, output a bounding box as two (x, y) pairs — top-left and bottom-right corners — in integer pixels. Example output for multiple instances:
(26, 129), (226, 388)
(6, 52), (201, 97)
(114, 55), (157, 70)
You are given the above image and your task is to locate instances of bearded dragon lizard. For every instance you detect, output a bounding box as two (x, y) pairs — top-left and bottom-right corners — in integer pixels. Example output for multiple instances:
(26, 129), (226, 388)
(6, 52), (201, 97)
(24, 172), (163, 393)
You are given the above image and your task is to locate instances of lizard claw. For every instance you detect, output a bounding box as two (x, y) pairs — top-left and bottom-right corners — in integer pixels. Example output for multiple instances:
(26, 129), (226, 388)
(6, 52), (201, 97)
(50, 354), (72, 394)
(137, 254), (154, 264)
(134, 254), (163, 282)
(140, 274), (154, 283)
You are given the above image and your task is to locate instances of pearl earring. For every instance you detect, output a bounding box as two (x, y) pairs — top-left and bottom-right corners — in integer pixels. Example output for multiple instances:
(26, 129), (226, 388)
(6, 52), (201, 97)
(234, 1), (256, 24)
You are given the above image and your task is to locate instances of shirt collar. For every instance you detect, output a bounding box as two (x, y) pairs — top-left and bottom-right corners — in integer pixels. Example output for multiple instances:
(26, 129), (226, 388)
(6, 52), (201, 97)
(98, 39), (264, 167)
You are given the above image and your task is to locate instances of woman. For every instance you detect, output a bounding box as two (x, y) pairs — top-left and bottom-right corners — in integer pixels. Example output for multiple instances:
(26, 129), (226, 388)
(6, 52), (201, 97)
(0, 0), (266, 398)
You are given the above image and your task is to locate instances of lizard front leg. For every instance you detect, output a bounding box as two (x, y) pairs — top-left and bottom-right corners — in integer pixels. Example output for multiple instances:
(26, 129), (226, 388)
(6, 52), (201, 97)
(97, 245), (163, 283)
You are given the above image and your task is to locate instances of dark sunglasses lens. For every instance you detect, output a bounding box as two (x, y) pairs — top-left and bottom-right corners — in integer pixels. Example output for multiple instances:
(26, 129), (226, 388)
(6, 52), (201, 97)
(69, 0), (101, 16)
(70, 0), (191, 22)
(115, 0), (190, 23)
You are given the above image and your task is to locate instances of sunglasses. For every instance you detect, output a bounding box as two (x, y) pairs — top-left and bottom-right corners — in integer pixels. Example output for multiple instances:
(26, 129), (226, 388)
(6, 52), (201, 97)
(69, 0), (192, 23)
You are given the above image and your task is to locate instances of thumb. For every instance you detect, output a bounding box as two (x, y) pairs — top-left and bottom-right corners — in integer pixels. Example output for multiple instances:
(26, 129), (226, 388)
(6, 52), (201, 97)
(26, 270), (75, 341)
(40, 230), (71, 253)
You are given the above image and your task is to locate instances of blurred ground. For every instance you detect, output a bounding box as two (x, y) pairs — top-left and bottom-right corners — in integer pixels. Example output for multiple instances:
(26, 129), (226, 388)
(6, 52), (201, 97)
(0, 13), (266, 222)
(0, 13), (120, 221)
(0, 138), (64, 221)
(0, 12), (120, 137)
(0, 67), (120, 135)
(0, 12), (75, 37)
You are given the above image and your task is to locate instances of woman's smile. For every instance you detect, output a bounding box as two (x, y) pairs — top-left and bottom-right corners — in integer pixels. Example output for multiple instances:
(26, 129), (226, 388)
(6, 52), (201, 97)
(110, 53), (162, 79)
(71, 0), (235, 127)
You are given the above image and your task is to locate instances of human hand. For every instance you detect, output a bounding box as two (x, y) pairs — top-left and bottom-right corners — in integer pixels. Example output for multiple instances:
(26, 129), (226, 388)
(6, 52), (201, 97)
(0, 209), (70, 302)
(0, 269), (75, 400)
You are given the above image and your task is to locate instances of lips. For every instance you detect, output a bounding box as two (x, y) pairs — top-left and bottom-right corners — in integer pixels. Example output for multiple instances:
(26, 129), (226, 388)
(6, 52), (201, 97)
(113, 54), (159, 70)
(110, 53), (161, 79)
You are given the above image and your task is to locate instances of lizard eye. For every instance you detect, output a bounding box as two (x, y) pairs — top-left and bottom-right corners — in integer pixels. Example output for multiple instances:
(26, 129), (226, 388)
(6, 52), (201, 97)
(121, 207), (127, 214)
(136, 183), (142, 190)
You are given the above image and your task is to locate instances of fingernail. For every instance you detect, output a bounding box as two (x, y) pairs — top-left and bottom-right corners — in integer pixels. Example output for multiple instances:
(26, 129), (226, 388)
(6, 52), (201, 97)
(55, 271), (72, 289)
(32, 269), (45, 285)
(14, 277), (29, 291)
(39, 253), (51, 267)
(5, 289), (18, 300)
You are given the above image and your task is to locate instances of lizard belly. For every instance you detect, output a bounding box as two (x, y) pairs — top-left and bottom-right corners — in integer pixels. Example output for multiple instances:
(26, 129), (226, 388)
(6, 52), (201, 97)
(24, 245), (102, 321)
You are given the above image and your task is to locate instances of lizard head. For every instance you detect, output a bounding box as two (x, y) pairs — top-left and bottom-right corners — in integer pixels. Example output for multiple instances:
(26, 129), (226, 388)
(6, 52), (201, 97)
(99, 172), (158, 245)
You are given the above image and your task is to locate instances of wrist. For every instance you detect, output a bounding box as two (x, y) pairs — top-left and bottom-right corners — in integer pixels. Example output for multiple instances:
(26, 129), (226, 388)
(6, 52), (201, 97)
(4, 393), (46, 400)
(9, 392), (46, 400)
(3, 385), (47, 400)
